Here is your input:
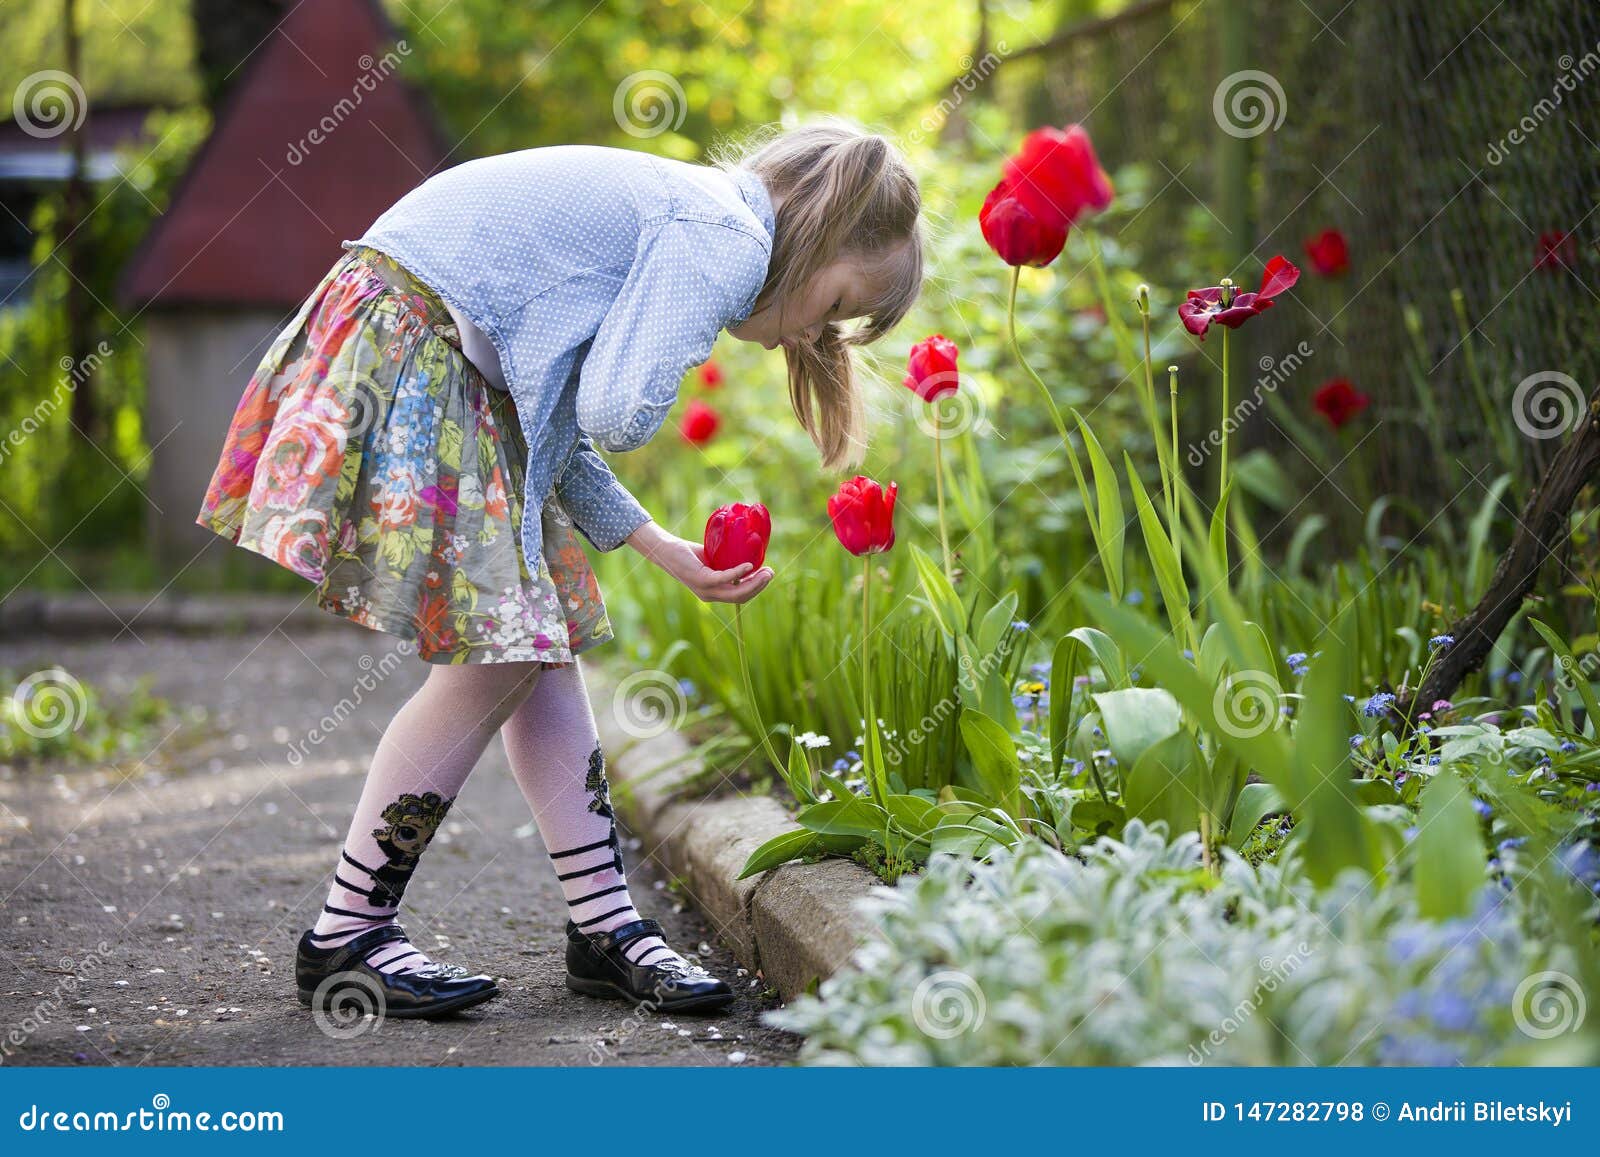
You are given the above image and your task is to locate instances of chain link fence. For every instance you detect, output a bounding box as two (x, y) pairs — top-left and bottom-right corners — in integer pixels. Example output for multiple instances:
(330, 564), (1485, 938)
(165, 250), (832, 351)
(986, 0), (1600, 515)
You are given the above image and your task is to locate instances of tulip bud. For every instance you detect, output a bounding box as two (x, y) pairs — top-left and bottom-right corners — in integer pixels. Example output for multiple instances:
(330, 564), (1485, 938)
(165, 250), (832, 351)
(704, 502), (771, 571)
(827, 476), (898, 557)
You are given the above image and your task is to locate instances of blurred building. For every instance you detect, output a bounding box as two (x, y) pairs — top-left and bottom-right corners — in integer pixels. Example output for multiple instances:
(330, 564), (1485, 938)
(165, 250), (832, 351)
(119, 0), (447, 565)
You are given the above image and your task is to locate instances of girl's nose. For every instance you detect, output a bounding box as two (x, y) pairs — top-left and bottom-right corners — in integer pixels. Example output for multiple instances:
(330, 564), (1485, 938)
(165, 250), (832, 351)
(802, 321), (825, 344)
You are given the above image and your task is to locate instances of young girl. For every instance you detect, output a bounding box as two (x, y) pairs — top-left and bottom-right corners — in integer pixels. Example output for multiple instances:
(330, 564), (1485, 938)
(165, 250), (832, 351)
(197, 121), (924, 1018)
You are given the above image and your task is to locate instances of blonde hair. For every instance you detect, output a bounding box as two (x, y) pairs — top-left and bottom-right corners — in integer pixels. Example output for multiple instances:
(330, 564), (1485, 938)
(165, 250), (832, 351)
(718, 120), (924, 469)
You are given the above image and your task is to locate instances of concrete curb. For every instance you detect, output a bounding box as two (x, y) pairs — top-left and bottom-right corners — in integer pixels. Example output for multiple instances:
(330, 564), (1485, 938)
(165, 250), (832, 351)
(591, 673), (879, 1001)
(0, 591), (340, 639)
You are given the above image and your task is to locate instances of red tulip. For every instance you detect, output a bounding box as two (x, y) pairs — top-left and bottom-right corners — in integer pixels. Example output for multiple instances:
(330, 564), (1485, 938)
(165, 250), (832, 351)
(827, 476), (897, 556)
(698, 360), (725, 388)
(1312, 377), (1370, 429)
(903, 334), (960, 402)
(979, 176), (1067, 267)
(1304, 229), (1350, 277)
(1179, 255), (1301, 340)
(1536, 230), (1577, 272)
(679, 399), (720, 445)
(703, 502), (770, 571)
(1002, 124), (1114, 233)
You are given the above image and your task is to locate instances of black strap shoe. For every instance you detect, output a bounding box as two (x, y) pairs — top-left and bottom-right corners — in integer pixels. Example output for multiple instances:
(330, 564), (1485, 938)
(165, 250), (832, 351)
(565, 918), (734, 1014)
(296, 924), (500, 1020)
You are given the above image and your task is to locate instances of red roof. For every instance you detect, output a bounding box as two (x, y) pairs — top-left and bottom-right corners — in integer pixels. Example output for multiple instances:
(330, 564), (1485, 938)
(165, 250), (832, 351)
(120, 0), (448, 308)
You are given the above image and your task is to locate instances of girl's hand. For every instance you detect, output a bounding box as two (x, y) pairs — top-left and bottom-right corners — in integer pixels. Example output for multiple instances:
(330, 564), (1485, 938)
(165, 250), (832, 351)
(626, 521), (775, 604)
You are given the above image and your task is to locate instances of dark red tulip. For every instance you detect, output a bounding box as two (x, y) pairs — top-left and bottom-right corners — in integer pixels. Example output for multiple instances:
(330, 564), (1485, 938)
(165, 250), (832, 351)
(1179, 255), (1302, 340)
(703, 502), (770, 571)
(1312, 377), (1370, 430)
(980, 176), (1068, 267)
(679, 399), (720, 445)
(1535, 230), (1577, 272)
(1304, 229), (1350, 277)
(903, 334), (960, 403)
(1002, 124), (1114, 233)
(827, 476), (898, 556)
(698, 360), (725, 388)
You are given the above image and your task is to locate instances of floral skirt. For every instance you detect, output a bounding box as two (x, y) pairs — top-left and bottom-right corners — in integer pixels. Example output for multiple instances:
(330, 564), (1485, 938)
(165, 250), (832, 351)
(197, 245), (612, 665)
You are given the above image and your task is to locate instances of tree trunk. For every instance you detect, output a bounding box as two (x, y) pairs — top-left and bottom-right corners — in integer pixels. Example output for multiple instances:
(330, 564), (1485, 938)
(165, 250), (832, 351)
(1398, 387), (1600, 723)
(62, 0), (97, 444)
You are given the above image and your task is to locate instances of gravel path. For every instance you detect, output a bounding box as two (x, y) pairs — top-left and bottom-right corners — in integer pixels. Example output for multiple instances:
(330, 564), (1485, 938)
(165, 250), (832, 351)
(0, 628), (798, 1067)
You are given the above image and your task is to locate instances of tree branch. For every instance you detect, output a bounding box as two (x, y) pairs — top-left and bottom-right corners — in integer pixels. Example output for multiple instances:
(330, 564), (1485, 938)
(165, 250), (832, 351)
(1397, 388), (1600, 725)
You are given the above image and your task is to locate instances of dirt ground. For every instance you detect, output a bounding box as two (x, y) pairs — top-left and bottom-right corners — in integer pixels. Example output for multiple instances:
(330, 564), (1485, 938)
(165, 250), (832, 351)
(0, 628), (799, 1067)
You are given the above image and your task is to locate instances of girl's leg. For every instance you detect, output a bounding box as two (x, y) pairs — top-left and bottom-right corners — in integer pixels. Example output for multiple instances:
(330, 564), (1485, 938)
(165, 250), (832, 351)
(499, 660), (684, 969)
(307, 660), (543, 974)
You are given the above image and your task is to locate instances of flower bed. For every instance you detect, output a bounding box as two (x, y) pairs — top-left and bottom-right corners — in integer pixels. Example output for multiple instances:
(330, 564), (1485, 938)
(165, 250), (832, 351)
(597, 125), (1600, 1064)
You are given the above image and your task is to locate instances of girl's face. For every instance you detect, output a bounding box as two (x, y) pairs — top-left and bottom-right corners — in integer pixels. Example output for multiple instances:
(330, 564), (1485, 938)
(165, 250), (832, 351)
(727, 255), (875, 351)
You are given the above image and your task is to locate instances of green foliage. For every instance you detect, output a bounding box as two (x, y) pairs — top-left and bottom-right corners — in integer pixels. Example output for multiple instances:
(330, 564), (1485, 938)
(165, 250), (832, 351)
(772, 824), (1600, 1066)
(0, 668), (173, 765)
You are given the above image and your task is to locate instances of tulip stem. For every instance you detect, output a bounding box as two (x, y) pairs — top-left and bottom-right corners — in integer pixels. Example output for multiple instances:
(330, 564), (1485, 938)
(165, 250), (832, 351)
(1007, 266), (1071, 447)
(1220, 324), (1231, 494)
(933, 411), (954, 583)
(1169, 365), (1182, 580)
(735, 604), (788, 785)
(1136, 291), (1176, 546)
(861, 556), (872, 769)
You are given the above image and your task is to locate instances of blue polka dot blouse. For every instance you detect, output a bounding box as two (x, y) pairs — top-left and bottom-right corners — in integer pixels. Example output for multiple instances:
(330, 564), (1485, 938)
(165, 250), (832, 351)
(348, 144), (775, 568)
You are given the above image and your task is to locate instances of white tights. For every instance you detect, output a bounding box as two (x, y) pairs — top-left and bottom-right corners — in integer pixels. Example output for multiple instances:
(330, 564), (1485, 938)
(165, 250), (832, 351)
(309, 660), (677, 972)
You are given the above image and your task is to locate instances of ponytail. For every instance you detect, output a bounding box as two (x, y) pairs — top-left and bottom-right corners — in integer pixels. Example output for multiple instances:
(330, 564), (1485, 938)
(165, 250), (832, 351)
(720, 120), (924, 470)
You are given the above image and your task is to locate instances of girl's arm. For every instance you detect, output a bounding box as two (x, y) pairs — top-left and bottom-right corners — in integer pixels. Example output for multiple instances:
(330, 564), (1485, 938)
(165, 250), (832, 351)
(625, 519), (774, 605)
(556, 435), (652, 550)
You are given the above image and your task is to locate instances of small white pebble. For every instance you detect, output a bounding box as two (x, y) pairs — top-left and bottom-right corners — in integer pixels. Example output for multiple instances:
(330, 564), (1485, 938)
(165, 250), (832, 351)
(728, 1051), (747, 1063)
